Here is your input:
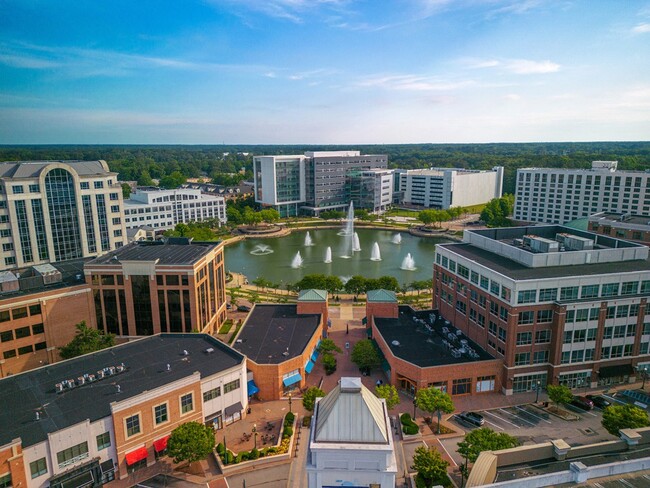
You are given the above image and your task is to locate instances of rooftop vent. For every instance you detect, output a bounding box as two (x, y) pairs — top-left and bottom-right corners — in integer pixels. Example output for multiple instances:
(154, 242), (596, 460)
(391, 340), (401, 346)
(205, 347), (214, 354)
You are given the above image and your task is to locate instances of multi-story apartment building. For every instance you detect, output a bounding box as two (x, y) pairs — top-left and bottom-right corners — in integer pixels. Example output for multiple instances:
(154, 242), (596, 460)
(253, 151), (388, 217)
(434, 226), (650, 395)
(395, 167), (503, 209)
(513, 161), (650, 224)
(0, 260), (95, 377)
(0, 334), (247, 487)
(0, 160), (127, 271)
(588, 212), (650, 244)
(123, 187), (226, 232)
(85, 238), (227, 337)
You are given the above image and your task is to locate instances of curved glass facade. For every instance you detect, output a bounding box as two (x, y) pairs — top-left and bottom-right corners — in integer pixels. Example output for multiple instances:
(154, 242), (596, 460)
(45, 168), (83, 261)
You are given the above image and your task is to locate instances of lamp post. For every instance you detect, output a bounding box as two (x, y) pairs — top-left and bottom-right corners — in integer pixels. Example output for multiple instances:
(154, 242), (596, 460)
(641, 367), (648, 390)
(535, 380), (541, 404)
(413, 396), (417, 419)
(252, 424), (257, 450)
(288, 393), (292, 413)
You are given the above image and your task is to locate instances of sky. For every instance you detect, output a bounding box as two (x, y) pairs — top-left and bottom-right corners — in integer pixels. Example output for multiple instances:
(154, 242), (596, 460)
(0, 0), (649, 144)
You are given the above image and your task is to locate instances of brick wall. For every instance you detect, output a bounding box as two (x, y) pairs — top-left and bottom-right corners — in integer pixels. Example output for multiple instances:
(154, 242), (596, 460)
(366, 302), (398, 326)
(0, 440), (26, 488)
(296, 301), (328, 336)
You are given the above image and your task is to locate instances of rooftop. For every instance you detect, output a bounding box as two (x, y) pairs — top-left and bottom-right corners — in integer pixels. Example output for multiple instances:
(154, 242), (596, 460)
(590, 212), (650, 227)
(86, 239), (220, 266)
(232, 304), (321, 365)
(367, 289), (397, 303)
(0, 259), (87, 299)
(0, 334), (244, 448)
(297, 289), (328, 302)
(374, 306), (493, 368)
(0, 160), (113, 179)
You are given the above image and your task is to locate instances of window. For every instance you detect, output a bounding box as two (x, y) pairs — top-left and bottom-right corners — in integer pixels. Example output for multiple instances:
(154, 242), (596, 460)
(224, 379), (240, 393)
(563, 331), (573, 343)
(12, 185), (24, 194)
(516, 332), (532, 345)
(533, 350), (549, 364)
(499, 306), (508, 321)
(539, 288), (557, 301)
(561, 351), (571, 364)
(515, 352), (530, 365)
(571, 350), (584, 363)
(621, 281), (639, 295)
(29, 304), (41, 315)
(80, 182), (90, 189)
(488, 321), (497, 336)
(0, 474), (11, 488)
(566, 310), (575, 322)
(490, 301), (499, 316)
(585, 348), (595, 361)
(480, 276), (489, 290)
(96, 432), (111, 450)
(518, 311), (534, 325)
(12, 307), (27, 319)
(575, 309), (589, 322)
(589, 308), (600, 320)
(613, 325), (626, 338)
(573, 329), (586, 342)
(490, 280), (500, 296)
(580, 284), (600, 299)
(125, 414), (141, 437)
(15, 326), (30, 338)
(616, 305), (629, 318)
(537, 309), (553, 323)
(29, 184), (40, 193)
(560, 286), (579, 301)
(606, 306), (616, 319)
(94, 181), (104, 189)
(32, 323), (44, 335)
(203, 386), (221, 402)
(452, 378), (471, 395)
(601, 283), (619, 297)
(56, 441), (89, 468)
(155, 403), (168, 424)
(498, 327), (507, 342)
(0, 330), (12, 342)
(181, 393), (193, 414)
(476, 376), (495, 393)
(30, 458), (47, 478)
(518, 290), (536, 304)
(535, 330), (551, 343)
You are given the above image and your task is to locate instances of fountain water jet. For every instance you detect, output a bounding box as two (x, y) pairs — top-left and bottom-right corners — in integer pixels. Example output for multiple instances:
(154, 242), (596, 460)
(370, 242), (381, 261)
(291, 252), (303, 268)
(339, 202), (355, 257)
(352, 232), (361, 252)
(304, 232), (313, 246)
(324, 247), (332, 263)
(400, 253), (416, 270)
(250, 244), (274, 255)
(392, 233), (402, 244)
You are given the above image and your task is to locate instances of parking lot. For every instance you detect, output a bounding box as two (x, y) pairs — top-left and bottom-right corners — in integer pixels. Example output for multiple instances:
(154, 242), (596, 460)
(440, 401), (616, 466)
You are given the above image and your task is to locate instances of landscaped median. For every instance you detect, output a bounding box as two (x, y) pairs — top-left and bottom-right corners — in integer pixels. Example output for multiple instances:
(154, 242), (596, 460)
(213, 412), (298, 475)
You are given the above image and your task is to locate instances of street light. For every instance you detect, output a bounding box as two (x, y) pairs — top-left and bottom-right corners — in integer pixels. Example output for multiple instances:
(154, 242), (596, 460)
(288, 393), (292, 413)
(640, 367), (648, 390)
(535, 380), (541, 404)
(252, 424), (257, 450)
(413, 396), (417, 419)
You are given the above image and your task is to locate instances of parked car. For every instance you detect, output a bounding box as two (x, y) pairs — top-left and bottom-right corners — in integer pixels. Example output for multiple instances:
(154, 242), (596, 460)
(586, 395), (610, 409)
(570, 396), (594, 410)
(237, 305), (251, 312)
(456, 411), (485, 426)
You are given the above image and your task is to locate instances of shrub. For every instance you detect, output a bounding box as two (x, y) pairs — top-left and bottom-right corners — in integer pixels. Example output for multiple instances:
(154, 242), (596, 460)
(216, 442), (225, 455)
(240, 451), (249, 461)
(278, 438), (291, 454)
(285, 411), (295, 424)
(323, 353), (337, 375)
(403, 423), (419, 435)
(283, 426), (293, 438)
(249, 448), (260, 460)
(234, 453), (242, 464)
(220, 450), (234, 464)
(302, 416), (312, 427)
(266, 446), (278, 455)
(400, 413), (412, 424)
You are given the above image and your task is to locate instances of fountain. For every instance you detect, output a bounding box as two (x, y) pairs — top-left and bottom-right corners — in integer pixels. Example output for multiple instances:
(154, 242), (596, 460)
(392, 233), (402, 244)
(352, 232), (361, 252)
(250, 244), (274, 255)
(400, 253), (416, 270)
(304, 232), (314, 246)
(324, 247), (332, 263)
(370, 242), (381, 261)
(339, 202), (355, 257)
(291, 251), (303, 268)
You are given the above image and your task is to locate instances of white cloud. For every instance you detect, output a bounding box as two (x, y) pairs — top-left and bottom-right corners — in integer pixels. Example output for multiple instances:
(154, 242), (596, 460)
(208, 0), (348, 23)
(631, 23), (650, 34)
(356, 74), (473, 91)
(503, 93), (521, 101)
(0, 53), (61, 69)
(464, 57), (560, 75)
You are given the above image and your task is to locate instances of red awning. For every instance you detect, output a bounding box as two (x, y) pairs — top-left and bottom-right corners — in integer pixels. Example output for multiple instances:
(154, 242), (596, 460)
(153, 436), (170, 452)
(125, 447), (148, 465)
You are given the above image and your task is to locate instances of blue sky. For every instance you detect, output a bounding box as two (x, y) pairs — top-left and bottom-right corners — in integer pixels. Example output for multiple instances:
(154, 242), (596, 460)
(1, 0), (649, 144)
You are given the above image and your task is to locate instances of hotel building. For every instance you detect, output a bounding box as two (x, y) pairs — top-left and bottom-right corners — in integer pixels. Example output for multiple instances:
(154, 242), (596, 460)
(0, 160), (127, 271)
(513, 161), (650, 225)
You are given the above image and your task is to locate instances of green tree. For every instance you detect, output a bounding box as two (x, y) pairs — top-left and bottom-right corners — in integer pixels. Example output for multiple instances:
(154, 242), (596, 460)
(480, 195), (514, 227)
(59, 321), (115, 359)
(457, 428), (519, 464)
(121, 183), (132, 199)
(350, 339), (381, 374)
(376, 275), (400, 292)
(302, 386), (326, 412)
(159, 170), (187, 189)
(324, 275), (343, 294)
(242, 207), (262, 226)
(375, 384), (400, 410)
(322, 353), (337, 375)
(547, 384), (573, 409)
(416, 387), (455, 434)
(320, 210), (345, 220)
(344, 275), (367, 296)
(167, 421), (215, 464)
(226, 207), (243, 225)
(418, 209), (437, 227)
(318, 338), (342, 355)
(137, 170), (154, 186)
(259, 208), (280, 223)
(411, 445), (450, 488)
(602, 404), (650, 435)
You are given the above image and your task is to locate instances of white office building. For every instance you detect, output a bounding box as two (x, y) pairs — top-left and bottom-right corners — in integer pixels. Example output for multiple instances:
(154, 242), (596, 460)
(514, 161), (650, 225)
(0, 160), (127, 271)
(123, 187), (226, 231)
(306, 377), (397, 488)
(396, 166), (503, 209)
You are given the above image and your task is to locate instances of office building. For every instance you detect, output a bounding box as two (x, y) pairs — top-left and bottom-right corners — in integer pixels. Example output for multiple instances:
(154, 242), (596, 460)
(395, 166), (503, 209)
(253, 151), (388, 217)
(123, 187), (226, 232)
(434, 226), (650, 394)
(0, 260), (94, 377)
(0, 160), (127, 271)
(588, 212), (650, 244)
(85, 238), (227, 337)
(514, 161), (650, 224)
(306, 377), (397, 488)
(0, 334), (247, 487)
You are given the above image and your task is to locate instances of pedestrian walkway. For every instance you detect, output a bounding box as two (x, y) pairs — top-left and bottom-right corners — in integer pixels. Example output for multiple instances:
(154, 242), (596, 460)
(339, 304), (354, 321)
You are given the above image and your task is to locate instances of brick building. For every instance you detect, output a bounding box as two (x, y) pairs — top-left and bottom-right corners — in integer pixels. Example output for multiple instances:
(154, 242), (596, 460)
(588, 212), (650, 244)
(0, 334), (247, 488)
(434, 226), (650, 395)
(232, 290), (328, 400)
(367, 291), (501, 397)
(85, 238), (227, 337)
(0, 260), (95, 377)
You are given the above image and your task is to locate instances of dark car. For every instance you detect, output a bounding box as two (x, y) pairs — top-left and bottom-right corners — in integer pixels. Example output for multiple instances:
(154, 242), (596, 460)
(586, 395), (611, 409)
(570, 396), (594, 411)
(456, 411), (485, 426)
(237, 305), (251, 312)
